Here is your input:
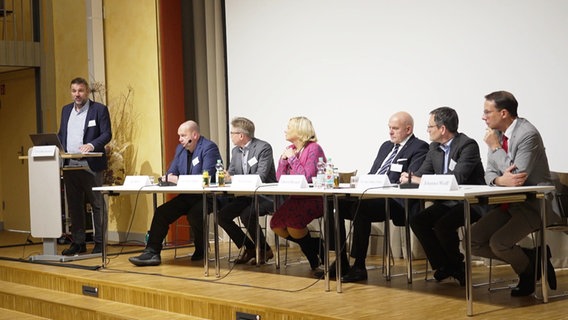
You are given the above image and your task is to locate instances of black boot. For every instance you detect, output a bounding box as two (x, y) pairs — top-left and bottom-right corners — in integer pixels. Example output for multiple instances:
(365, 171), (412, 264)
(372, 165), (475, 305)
(545, 245), (557, 290)
(293, 234), (321, 270)
(522, 246), (557, 290)
(511, 256), (535, 297)
(538, 245), (557, 290)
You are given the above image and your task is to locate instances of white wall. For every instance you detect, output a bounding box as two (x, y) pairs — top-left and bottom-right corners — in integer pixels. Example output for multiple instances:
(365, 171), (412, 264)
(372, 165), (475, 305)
(225, 0), (568, 174)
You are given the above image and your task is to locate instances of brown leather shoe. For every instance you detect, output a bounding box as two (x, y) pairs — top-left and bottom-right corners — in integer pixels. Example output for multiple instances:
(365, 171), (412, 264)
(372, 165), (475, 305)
(234, 248), (256, 264)
(252, 248), (274, 265)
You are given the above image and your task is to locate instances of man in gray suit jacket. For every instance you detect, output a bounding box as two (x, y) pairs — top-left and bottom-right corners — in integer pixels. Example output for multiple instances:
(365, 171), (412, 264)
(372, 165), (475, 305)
(218, 117), (278, 264)
(472, 91), (556, 297)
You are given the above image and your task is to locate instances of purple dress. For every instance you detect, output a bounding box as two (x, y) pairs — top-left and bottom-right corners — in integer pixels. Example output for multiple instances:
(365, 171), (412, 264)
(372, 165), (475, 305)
(270, 142), (326, 229)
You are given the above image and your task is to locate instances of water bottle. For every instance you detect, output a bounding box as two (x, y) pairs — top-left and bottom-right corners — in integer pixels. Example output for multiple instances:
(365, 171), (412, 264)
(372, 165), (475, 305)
(215, 159), (225, 187)
(325, 157), (334, 189)
(316, 157), (326, 188)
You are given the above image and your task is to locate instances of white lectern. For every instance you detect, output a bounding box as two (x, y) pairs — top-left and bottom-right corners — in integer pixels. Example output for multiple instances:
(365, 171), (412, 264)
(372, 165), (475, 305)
(26, 146), (101, 262)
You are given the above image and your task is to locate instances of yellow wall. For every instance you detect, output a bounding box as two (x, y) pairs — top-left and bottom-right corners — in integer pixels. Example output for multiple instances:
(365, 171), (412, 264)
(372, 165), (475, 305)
(102, 0), (164, 240)
(51, 0), (89, 132)
(43, 0), (164, 240)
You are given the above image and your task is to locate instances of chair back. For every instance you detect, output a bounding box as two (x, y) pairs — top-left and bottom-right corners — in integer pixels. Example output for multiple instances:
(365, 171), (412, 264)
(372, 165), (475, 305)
(549, 171), (568, 230)
(338, 170), (357, 184)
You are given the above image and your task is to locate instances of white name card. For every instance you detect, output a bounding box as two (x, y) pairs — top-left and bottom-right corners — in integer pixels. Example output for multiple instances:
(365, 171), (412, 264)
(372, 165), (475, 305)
(31, 146), (57, 158)
(419, 174), (459, 191)
(231, 174), (262, 189)
(278, 175), (309, 189)
(356, 174), (391, 189)
(177, 175), (203, 188)
(123, 175), (153, 187)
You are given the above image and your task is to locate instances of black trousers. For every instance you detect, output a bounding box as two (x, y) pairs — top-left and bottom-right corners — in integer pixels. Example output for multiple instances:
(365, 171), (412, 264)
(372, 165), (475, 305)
(217, 196), (273, 251)
(410, 201), (482, 270)
(327, 197), (410, 260)
(62, 170), (105, 244)
(146, 194), (210, 254)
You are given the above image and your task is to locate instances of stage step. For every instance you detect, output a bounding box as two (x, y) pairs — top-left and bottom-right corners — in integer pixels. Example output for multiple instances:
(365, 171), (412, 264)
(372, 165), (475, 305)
(0, 307), (48, 319)
(0, 280), (205, 320)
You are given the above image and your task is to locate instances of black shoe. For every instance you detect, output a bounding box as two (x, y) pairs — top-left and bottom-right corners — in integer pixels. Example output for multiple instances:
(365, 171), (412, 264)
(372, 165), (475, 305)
(91, 243), (102, 254)
(234, 248), (256, 264)
(251, 248), (274, 265)
(191, 250), (204, 261)
(313, 261), (350, 279)
(511, 266), (535, 297)
(62, 243), (87, 256)
(129, 249), (161, 266)
(433, 268), (452, 282)
(452, 268), (466, 287)
(341, 266), (368, 283)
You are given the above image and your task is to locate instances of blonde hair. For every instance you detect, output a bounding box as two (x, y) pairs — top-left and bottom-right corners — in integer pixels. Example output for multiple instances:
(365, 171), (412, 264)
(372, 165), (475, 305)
(287, 116), (317, 145)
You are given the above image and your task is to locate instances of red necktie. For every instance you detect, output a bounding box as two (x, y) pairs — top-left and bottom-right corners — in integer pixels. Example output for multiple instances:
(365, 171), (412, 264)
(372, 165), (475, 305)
(502, 135), (508, 152)
(501, 135), (509, 211)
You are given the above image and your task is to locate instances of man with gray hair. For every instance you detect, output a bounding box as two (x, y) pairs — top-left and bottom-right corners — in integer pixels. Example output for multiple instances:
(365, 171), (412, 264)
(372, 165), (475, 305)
(218, 117), (278, 264)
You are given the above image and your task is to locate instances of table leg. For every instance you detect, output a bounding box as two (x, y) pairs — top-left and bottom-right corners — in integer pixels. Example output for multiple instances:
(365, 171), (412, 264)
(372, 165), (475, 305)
(405, 198), (412, 284)
(540, 195), (548, 303)
(213, 193), (220, 277)
(384, 199), (391, 281)
(204, 193), (209, 277)
(255, 194), (261, 267)
(323, 195), (330, 292)
(464, 199), (473, 317)
(333, 195), (342, 293)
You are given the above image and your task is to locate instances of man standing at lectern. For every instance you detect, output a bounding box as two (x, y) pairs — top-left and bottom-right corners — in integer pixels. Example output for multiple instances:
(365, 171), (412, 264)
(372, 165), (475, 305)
(58, 77), (112, 255)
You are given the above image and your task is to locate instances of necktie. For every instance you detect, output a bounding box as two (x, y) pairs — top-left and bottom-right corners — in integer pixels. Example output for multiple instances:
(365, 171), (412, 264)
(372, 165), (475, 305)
(501, 135), (510, 211)
(240, 147), (248, 173)
(440, 144), (450, 174)
(502, 135), (508, 152)
(377, 144), (400, 175)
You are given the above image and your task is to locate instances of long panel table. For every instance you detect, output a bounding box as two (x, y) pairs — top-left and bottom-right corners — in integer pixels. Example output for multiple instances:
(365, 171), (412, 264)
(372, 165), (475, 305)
(94, 183), (554, 317)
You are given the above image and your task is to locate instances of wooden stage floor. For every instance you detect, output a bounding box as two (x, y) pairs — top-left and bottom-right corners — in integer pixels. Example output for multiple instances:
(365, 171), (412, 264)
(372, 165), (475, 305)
(0, 230), (567, 319)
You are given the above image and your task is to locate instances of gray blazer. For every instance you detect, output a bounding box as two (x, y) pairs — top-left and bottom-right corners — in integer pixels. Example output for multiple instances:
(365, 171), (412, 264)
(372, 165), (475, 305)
(485, 117), (557, 224)
(227, 137), (277, 183)
(485, 118), (551, 186)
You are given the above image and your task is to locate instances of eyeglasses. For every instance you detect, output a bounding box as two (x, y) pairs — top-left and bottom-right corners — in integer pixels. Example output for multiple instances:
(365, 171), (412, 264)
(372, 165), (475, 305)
(230, 131), (242, 135)
(483, 110), (496, 115)
(426, 125), (438, 129)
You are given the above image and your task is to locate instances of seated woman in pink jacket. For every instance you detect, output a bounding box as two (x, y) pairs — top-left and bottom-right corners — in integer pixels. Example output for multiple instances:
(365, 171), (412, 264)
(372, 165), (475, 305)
(270, 116), (327, 271)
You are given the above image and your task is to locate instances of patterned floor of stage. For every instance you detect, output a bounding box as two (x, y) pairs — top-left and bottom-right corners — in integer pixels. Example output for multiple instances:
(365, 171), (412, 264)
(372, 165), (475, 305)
(1, 230), (567, 319)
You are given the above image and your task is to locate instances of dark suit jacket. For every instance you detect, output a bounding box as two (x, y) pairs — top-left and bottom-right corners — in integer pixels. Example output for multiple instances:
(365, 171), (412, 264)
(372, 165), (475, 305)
(415, 132), (485, 185)
(227, 137), (277, 183)
(368, 134), (429, 183)
(58, 100), (112, 172)
(168, 136), (221, 182)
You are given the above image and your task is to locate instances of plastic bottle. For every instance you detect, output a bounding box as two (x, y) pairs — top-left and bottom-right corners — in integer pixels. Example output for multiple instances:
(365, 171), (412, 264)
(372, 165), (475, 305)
(202, 170), (210, 188)
(215, 159), (225, 187)
(325, 157), (334, 189)
(316, 157), (326, 188)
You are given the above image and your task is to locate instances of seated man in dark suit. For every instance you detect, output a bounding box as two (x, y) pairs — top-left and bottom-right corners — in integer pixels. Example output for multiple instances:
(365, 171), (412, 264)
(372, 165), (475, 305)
(319, 111), (429, 282)
(402, 107), (485, 286)
(217, 117), (278, 265)
(129, 120), (221, 266)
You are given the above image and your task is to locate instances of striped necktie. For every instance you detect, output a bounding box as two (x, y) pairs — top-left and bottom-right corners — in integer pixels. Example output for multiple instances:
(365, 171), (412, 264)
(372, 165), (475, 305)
(377, 144), (400, 175)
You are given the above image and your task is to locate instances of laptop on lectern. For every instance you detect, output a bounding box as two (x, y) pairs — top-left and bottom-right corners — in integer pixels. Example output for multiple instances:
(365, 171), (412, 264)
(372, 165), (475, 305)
(29, 133), (65, 152)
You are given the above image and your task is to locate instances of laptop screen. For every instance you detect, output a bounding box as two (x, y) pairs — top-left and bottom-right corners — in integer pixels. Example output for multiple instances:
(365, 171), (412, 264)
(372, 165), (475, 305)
(29, 133), (65, 151)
